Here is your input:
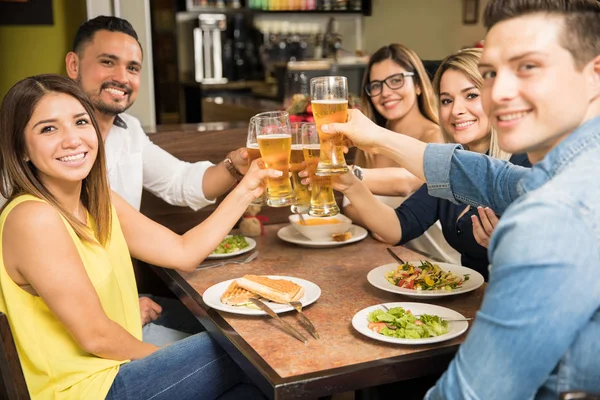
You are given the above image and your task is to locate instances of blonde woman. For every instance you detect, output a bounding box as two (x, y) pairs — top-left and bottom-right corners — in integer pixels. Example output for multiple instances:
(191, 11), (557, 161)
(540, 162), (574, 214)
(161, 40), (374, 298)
(333, 49), (530, 279)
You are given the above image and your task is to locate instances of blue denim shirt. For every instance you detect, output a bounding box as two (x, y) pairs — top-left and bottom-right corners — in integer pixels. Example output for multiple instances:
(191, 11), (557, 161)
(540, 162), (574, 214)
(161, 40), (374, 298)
(423, 116), (600, 400)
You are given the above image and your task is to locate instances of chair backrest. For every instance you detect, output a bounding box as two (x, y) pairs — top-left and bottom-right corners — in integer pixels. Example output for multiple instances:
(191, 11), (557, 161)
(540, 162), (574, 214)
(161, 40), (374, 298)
(0, 312), (30, 400)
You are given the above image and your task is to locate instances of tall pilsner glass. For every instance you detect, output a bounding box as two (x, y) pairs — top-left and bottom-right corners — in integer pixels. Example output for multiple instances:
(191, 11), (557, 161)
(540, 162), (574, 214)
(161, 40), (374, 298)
(290, 122), (311, 214)
(254, 111), (295, 207)
(310, 76), (349, 176)
(246, 116), (267, 206)
(301, 123), (339, 217)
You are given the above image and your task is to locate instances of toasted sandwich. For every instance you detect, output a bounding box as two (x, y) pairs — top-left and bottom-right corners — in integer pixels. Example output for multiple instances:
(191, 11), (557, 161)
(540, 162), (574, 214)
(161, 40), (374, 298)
(236, 275), (305, 304)
(220, 281), (256, 306)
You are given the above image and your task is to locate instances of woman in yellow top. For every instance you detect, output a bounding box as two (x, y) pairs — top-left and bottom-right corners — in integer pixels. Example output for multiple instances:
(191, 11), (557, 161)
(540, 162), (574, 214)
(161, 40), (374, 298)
(0, 75), (271, 399)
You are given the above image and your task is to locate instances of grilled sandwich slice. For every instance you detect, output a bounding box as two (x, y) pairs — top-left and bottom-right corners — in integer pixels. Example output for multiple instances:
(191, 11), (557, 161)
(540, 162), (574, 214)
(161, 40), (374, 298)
(236, 275), (305, 304)
(220, 281), (256, 306)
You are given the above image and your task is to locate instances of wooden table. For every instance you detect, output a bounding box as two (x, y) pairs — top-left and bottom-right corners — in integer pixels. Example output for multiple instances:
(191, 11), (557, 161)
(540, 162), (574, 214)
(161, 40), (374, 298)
(153, 224), (485, 399)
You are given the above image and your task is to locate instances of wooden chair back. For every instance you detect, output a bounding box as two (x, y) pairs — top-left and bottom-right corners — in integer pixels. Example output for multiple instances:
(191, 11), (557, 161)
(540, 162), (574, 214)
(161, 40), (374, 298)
(0, 312), (29, 399)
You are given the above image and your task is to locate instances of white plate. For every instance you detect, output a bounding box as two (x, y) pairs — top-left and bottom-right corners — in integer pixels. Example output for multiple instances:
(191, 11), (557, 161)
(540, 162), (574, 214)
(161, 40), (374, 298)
(367, 261), (484, 299)
(352, 302), (469, 345)
(206, 236), (257, 259)
(202, 275), (321, 315)
(277, 224), (368, 248)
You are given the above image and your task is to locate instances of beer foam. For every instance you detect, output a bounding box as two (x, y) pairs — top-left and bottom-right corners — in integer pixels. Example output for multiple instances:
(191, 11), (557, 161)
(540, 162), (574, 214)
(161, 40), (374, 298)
(257, 134), (292, 139)
(311, 99), (348, 104)
(291, 144), (303, 150)
(247, 143), (259, 149)
(303, 144), (320, 150)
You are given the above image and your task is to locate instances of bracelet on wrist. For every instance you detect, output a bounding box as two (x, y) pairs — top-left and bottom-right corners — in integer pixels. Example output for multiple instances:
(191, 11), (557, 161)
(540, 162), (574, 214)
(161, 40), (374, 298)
(223, 153), (244, 181)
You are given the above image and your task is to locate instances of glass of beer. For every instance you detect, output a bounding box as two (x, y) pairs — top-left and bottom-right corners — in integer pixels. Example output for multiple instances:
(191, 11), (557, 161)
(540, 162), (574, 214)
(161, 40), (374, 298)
(246, 116), (267, 206)
(254, 111), (295, 207)
(290, 122), (311, 214)
(310, 76), (349, 176)
(301, 123), (339, 217)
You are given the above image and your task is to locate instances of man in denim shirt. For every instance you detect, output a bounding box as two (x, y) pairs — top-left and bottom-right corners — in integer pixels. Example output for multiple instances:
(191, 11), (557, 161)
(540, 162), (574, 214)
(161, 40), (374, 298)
(321, 0), (600, 398)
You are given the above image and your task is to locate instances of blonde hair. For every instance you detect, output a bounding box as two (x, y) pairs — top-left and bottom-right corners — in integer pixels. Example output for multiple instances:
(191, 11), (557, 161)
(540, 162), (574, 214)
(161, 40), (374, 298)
(432, 48), (511, 161)
(0, 74), (112, 245)
(355, 44), (439, 167)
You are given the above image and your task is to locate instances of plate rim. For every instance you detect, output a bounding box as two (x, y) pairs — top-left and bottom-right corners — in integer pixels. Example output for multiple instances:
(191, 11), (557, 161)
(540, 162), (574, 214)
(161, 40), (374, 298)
(277, 224), (368, 247)
(351, 301), (469, 345)
(202, 275), (322, 315)
(366, 261), (484, 298)
(206, 235), (257, 259)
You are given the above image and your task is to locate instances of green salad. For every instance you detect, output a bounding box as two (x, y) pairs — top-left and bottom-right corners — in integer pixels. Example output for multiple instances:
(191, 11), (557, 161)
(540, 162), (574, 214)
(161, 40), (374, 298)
(212, 235), (249, 254)
(367, 306), (449, 339)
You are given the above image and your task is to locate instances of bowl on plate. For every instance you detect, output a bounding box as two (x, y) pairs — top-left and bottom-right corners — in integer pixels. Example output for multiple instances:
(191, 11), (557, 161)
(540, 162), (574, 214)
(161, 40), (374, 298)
(288, 213), (352, 241)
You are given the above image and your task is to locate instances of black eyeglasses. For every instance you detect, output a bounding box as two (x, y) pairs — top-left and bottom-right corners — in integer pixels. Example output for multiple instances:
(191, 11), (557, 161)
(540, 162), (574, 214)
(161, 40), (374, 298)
(364, 72), (415, 97)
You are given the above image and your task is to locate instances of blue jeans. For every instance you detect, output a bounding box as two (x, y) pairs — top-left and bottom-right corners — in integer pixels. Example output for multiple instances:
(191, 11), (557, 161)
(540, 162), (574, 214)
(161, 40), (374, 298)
(141, 295), (205, 346)
(106, 333), (265, 400)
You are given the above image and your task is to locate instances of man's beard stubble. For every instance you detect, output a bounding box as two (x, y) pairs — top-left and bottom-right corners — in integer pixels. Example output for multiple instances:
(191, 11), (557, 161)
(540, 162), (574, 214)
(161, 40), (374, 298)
(77, 74), (133, 116)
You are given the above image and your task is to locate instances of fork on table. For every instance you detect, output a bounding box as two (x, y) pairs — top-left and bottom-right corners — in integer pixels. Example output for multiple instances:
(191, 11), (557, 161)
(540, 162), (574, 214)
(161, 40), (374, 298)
(195, 251), (258, 271)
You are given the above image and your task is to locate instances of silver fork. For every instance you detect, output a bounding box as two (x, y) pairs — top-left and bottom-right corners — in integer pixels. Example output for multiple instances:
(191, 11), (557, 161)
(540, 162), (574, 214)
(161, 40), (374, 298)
(195, 251), (258, 271)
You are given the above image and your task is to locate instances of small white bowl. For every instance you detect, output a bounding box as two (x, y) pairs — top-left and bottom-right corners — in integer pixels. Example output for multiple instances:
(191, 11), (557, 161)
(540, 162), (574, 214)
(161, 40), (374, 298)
(288, 214), (353, 241)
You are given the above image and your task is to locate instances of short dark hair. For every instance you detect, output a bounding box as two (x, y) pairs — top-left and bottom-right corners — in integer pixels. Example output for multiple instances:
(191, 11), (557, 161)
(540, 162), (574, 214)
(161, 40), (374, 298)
(72, 15), (141, 55)
(483, 0), (600, 68)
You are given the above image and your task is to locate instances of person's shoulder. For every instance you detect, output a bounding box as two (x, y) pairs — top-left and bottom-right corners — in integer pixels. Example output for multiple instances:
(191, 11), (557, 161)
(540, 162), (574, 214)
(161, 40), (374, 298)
(422, 123), (444, 144)
(4, 199), (65, 237)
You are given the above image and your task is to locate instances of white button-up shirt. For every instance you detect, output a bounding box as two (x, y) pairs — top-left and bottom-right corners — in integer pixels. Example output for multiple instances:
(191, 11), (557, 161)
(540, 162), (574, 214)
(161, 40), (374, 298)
(104, 113), (215, 211)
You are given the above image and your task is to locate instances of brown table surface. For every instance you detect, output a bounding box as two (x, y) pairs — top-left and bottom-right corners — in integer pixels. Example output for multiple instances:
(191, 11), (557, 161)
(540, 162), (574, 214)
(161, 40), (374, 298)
(154, 223), (485, 400)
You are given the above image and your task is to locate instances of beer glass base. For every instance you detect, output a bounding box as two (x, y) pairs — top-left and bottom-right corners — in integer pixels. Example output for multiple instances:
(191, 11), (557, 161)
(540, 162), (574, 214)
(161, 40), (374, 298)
(267, 196), (296, 208)
(308, 203), (340, 217)
(315, 165), (350, 176)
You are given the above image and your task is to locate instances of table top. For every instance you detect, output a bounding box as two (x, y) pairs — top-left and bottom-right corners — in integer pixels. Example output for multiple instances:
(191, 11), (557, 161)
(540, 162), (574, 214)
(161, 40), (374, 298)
(155, 223), (484, 399)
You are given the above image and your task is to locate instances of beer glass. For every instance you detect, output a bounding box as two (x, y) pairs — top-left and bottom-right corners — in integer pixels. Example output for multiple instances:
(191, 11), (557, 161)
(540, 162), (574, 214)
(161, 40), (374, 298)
(310, 76), (349, 176)
(254, 111), (295, 207)
(246, 116), (267, 206)
(290, 122), (311, 214)
(301, 123), (340, 217)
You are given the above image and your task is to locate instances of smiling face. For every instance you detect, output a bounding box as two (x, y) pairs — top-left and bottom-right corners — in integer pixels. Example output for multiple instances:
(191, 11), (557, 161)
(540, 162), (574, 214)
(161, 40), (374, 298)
(69, 30), (142, 116)
(479, 14), (595, 162)
(439, 68), (490, 153)
(24, 93), (98, 191)
(368, 59), (419, 122)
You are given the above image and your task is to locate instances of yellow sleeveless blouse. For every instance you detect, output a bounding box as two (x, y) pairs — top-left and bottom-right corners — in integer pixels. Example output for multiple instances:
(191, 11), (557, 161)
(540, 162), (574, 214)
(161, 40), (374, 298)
(0, 195), (142, 399)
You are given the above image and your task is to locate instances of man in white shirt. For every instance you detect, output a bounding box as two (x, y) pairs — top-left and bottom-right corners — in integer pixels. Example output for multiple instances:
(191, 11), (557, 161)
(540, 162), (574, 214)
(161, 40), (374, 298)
(63, 16), (249, 345)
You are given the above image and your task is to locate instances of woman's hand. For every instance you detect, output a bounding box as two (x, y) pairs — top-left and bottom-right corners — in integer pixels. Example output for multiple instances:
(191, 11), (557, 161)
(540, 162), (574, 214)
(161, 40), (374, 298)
(236, 158), (282, 200)
(471, 206), (500, 248)
(321, 109), (381, 153)
(331, 170), (360, 193)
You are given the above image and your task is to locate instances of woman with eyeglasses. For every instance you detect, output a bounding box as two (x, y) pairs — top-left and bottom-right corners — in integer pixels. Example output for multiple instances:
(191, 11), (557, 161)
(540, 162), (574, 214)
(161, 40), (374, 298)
(331, 48), (530, 279)
(343, 43), (460, 264)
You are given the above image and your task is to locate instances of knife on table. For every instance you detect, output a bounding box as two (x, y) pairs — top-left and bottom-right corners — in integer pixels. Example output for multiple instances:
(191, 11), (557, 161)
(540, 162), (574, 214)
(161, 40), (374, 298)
(249, 298), (308, 344)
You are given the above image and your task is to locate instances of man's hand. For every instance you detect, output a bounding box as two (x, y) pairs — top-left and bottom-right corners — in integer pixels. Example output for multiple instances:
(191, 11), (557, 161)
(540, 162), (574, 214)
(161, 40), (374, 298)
(139, 296), (162, 326)
(229, 147), (249, 175)
(471, 206), (500, 249)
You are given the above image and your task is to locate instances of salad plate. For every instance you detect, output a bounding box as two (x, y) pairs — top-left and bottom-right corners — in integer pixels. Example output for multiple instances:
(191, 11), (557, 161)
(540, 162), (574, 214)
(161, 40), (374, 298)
(277, 224), (368, 248)
(202, 276), (321, 315)
(352, 302), (469, 345)
(206, 235), (256, 259)
(367, 261), (484, 299)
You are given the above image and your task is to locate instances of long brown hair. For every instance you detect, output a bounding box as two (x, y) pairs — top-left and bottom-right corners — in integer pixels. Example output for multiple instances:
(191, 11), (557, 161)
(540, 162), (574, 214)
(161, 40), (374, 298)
(0, 74), (112, 245)
(356, 44), (439, 167)
(432, 48), (511, 161)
